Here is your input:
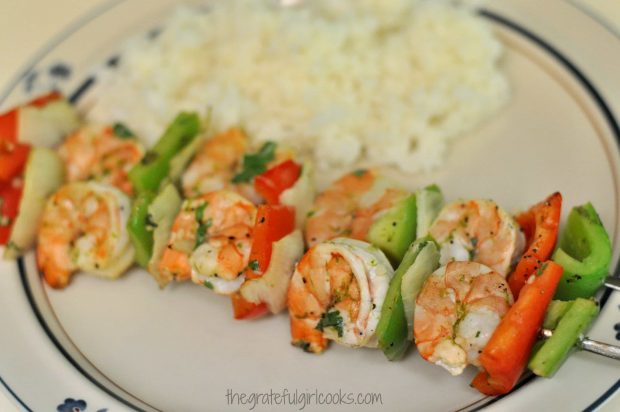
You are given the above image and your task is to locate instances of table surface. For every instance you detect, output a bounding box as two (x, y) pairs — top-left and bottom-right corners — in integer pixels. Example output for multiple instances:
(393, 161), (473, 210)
(0, 0), (619, 411)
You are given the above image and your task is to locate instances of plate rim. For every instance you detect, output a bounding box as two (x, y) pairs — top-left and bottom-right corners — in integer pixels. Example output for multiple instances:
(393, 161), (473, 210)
(1, 1), (619, 411)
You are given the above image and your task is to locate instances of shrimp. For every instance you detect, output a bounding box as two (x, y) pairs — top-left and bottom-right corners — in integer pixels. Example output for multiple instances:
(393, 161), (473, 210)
(181, 128), (248, 198)
(428, 199), (524, 276)
(37, 182), (134, 289)
(305, 169), (407, 247)
(181, 129), (297, 202)
(58, 124), (144, 195)
(414, 261), (513, 376)
(288, 238), (393, 353)
(157, 190), (256, 294)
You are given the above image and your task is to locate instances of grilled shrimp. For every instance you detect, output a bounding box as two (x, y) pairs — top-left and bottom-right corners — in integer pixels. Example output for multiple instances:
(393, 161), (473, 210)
(37, 182), (134, 288)
(305, 169), (407, 247)
(158, 190), (256, 294)
(58, 124), (144, 195)
(288, 238), (394, 353)
(414, 261), (513, 376)
(181, 128), (248, 198)
(428, 199), (524, 276)
(181, 128), (296, 201)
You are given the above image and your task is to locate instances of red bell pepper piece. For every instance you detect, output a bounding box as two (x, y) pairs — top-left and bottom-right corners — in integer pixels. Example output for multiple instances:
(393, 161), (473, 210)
(508, 192), (562, 298)
(231, 292), (269, 320)
(0, 91), (65, 244)
(0, 107), (17, 142)
(0, 141), (30, 182)
(28, 91), (62, 108)
(231, 204), (295, 320)
(0, 91), (62, 182)
(254, 159), (301, 204)
(0, 179), (24, 244)
(245, 204), (295, 280)
(471, 261), (563, 395)
(0, 91), (62, 142)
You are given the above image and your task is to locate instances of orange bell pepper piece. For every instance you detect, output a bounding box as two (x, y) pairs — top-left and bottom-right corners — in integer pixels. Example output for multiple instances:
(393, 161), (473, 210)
(472, 261), (563, 395)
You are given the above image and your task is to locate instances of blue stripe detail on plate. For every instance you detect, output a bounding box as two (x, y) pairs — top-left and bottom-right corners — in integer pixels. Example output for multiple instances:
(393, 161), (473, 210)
(69, 76), (96, 103)
(17, 259), (151, 412)
(0, 374), (33, 412)
(0, 2), (126, 409)
(0, 0), (123, 106)
(584, 379), (620, 412)
(470, 8), (620, 411)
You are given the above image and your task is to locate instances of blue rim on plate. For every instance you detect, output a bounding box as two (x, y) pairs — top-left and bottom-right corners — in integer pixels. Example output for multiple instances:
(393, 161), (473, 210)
(0, 3), (619, 411)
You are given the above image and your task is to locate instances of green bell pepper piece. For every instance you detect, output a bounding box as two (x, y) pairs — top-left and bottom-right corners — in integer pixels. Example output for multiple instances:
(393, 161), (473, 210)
(127, 191), (157, 267)
(366, 184), (443, 265)
(129, 112), (201, 193)
(128, 184), (183, 270)
(529, 298), (598, 377)
(147, 184), (183, 287)
(542, 300), (574, 330)
(553, 203), (612, 300)
(376, 237), (440, 360)
(367, 194), (417, 264)
(401, 239), (440, 338)
(415, 184), (444, 238)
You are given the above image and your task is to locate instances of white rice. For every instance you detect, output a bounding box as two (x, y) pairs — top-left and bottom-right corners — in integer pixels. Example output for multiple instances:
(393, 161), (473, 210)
(87, 0), (509, 174)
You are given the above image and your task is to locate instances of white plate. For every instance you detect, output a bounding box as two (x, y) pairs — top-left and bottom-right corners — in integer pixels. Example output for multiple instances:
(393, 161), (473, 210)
(0, 1), (619, 411)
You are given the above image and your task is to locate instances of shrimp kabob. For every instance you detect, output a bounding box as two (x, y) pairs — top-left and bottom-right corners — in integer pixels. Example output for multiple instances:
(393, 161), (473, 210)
(413, 193), (612, 395)
(36, 110), (197, 287)
(1, 92), (615, 398)
(292, 169), (614, 396)
(0, 92), (146, 289)
(2, 91), (313, 321)
(128, 124), (313, 319)
(0, 92), (153, 286)
(0, 92), (79, 258)
(290, 169), (444, 352)
(36, 120), (147, 287)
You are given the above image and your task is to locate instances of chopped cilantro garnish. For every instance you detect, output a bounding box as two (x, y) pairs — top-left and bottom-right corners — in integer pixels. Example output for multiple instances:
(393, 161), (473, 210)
(195, 202), (208, 223)
(145, 213), (158, 229)
(193, 202), (211, 248)
(195, 217), (213, 249)
(140, 150), (158, 165)
(231, 141), (277, 183)
(535, 262), (549, 277)
(315, 310), (344, 337)
(352, 169), (367, 177)
(112, 122), (135, 139)
(203, 280), (214, 289)
(248, 259), (260, 272)
(293, 340), (312, 352)
(6, 240), (22, 254)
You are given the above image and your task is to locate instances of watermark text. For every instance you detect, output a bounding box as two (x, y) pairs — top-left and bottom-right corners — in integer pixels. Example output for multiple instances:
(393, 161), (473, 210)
(225, 388), (383, 410)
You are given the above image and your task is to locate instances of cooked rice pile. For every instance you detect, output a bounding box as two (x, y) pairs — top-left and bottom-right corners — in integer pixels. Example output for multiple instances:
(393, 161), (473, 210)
(87, 0), (509, 173)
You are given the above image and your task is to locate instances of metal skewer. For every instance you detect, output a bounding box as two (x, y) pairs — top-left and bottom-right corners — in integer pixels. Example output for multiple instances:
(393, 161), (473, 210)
(604, 276), (620, 291)
(540, 329), (620, 361)
(538, 275), (620, 361)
